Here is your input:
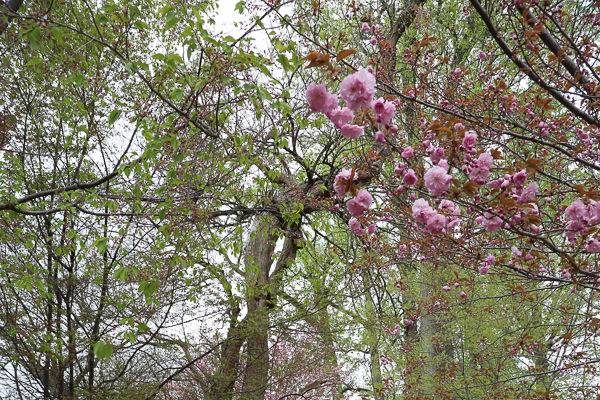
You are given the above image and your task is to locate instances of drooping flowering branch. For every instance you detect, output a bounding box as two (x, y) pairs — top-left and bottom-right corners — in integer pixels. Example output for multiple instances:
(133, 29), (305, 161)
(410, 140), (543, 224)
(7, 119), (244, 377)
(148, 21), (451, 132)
(306, 51), (599, 288)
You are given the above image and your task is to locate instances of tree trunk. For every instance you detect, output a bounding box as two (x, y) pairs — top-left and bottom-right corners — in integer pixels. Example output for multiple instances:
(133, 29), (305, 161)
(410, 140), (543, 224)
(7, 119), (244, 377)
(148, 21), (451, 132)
(361, 271), (384, 400)
(207, 319), (246, 400)
(240, 214), (278, 400)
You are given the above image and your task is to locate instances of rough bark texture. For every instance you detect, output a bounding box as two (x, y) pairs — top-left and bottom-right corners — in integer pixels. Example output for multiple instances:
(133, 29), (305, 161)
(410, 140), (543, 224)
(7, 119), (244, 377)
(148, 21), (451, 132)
(239, 214), (301, 400)
(239, 214), (277, 399)
(207, 316), (245, 400)
(379, 0), (427, 86)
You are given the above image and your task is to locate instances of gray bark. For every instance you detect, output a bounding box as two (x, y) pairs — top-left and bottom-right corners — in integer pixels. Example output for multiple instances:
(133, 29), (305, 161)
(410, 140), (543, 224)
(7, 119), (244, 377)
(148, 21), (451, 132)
(240, 214), (278, 400)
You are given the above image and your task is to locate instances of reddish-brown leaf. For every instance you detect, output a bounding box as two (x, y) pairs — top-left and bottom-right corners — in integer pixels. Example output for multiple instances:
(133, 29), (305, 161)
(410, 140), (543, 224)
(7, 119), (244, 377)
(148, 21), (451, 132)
(336, 48), (356, 62)
(491, 148), (503, 159)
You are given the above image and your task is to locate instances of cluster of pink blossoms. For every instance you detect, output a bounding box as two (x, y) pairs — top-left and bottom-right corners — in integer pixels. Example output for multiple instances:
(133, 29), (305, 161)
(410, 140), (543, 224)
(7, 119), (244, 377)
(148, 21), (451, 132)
(308, 68), (401, 237)
(474, 168), (540, 233)
(333, 168), (354, 198)
(488, 169), (538, 204)
(340, 68), (377, 111)
(361, 22), (382, 47)
(564, 199), (600, 252)
(467, 152), (494, 184)
(424, 164), (452, 196)
(305, 83), (358, 138)
(307, 68), (397, 142)
(411, 198), (460, 234)
(347, 189), (373, 217)
(476, 212), (503, 232)
(479, 254), (495, 274)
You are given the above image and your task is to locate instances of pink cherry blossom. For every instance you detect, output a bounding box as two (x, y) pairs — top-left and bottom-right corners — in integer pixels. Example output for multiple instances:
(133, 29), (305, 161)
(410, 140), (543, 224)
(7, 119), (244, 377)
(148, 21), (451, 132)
(512, 169), (527, 188)
(412, 198), (435, 224)
(402, 169), (417, 186)
(589, 201), (600, 225)
(425, 213), (447, 233)
(564, 199), (600, 241)
(424, 165), (452, 196)
(488, 179), (503, 189)
(511, 246), (523, 257)
(374, 131), (386, 143)
(361, 22), (370, 32)
(518, 182), (538, 203)
(566, 199), (588, 221)
(306, 83), (338, 114)
(347, 189), (373, 216)
(372, 97), (396, 125)
(430, 147), (445, 164)
(328, 107), (354, 128)
(339, 68), (376, 110)
(401, 146), (414, 158)
(367, 224), (377, 234)
(411, 198), (448, 233)
(439, 199), (461, 228)
(349, 218), (366, 236)
(394, 163), (406, 176)
(340, 124), (364, 139)
(468, 152), (493, 184)
(462, 130), (477, 150)
(586, 239), (600, 253)
(476, 212), (503, 232)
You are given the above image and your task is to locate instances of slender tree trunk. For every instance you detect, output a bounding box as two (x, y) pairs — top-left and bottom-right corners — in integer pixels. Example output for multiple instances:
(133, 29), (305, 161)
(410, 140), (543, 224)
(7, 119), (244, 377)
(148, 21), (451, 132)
(43, 215), (53, 400)
(360, 271), (384, 400)
(531, 297), (550, 396)
(86, 188), (111, 392)
(418, 271), (437, 394)
(240, 214), (278, 400)
(382, 2), (428, 397)
(65, 222), (77, 400)
(207, 318), (246, 400)
(315, 306), (342, 398)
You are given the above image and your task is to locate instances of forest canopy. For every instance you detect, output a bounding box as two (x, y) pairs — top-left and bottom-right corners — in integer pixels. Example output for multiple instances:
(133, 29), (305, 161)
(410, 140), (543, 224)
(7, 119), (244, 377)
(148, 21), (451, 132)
(0, 0), (599, 399)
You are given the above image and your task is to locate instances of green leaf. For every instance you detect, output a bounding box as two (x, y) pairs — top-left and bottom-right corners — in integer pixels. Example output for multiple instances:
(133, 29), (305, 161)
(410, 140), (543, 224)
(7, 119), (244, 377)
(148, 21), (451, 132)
(94, 237), (109, 255)
(139, 279), (160, 303)
(108, 109), (122, 126)
(93, 341), (113, 359)
(123, 331), (137, 344)
(114, 266), (129, 281)
(235, 1), (245, 13)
